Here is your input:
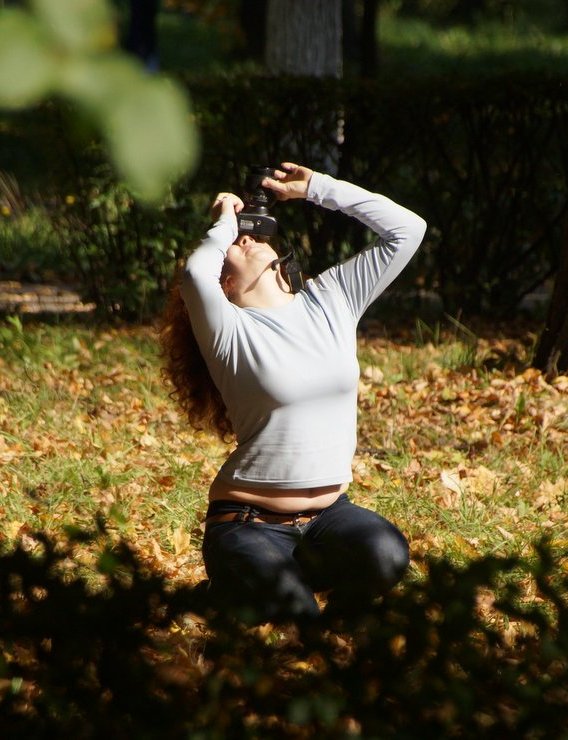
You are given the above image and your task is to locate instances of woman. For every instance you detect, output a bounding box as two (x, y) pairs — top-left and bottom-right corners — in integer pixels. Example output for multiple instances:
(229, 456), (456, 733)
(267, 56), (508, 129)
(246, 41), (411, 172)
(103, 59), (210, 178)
(161, 163), (426, 624)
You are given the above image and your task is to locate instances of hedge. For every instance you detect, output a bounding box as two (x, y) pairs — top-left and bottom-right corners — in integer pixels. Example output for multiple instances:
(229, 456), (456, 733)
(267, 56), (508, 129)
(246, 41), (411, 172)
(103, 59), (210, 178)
(1, 71), (566, 317)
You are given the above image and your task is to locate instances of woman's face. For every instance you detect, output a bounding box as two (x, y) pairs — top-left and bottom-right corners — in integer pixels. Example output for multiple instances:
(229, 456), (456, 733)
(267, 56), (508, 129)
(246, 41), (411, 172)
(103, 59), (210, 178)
(222, 234), (280, 296)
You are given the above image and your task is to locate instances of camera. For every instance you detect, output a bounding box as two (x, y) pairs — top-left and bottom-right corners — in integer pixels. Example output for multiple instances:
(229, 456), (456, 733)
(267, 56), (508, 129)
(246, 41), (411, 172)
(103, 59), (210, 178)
(236, 164), (305, 293)
(236, 165), (278, 239)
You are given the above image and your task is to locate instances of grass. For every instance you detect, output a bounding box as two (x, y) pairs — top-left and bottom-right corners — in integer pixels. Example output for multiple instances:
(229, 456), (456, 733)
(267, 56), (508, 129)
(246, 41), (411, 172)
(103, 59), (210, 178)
(378, 11), (568, 80)
(0, 321), (223, 577)
(355, 320), (567, 568)
(1, 319), (566, 587)
(157, 8), (236, 76)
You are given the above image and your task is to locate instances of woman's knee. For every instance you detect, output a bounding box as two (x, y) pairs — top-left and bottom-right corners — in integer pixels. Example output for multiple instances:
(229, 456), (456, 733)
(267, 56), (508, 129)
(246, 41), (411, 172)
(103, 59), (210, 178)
(208, 560), (320, 623)
(203, 523), (320, 622)
(349, 524), (409, 591)
(374, 529), (409, 587)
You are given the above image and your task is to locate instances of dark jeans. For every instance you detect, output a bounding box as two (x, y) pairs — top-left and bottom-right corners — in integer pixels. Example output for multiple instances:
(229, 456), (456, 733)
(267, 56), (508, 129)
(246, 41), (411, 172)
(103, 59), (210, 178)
(202, 494), (409, 623)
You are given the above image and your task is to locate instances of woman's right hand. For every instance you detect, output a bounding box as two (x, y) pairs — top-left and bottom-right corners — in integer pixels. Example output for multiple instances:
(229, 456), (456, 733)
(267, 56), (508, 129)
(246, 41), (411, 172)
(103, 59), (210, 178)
(261, 162), (314, 201)
(210, 192), (244, 221)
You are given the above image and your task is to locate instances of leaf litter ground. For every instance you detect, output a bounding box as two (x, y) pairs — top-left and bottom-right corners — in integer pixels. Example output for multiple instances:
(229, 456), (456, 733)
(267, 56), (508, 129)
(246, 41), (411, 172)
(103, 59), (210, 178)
(0, 319), (566, 668)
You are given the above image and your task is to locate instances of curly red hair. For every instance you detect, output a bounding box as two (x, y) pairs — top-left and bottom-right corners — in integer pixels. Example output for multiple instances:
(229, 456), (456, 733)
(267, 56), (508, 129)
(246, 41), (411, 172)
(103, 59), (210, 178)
(159, 266), (233, 440)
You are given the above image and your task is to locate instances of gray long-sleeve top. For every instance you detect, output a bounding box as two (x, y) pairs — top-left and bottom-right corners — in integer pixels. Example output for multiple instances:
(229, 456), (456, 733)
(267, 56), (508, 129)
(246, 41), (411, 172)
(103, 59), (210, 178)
(181, 172), (427, 489)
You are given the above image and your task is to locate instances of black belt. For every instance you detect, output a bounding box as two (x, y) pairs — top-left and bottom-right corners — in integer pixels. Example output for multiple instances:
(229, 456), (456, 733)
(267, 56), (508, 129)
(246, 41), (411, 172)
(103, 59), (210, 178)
(205, 510), (321, 526)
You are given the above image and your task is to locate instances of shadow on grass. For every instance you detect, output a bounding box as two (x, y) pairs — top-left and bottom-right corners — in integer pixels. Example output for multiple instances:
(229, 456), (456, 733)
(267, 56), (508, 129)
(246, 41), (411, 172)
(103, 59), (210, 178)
(1, 523), (566, 738)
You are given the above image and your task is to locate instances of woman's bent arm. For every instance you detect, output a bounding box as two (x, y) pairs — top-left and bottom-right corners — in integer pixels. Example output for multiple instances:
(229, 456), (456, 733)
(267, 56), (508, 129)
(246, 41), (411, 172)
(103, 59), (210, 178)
(180, 211), (238, 357)
(308, 173), (427, 320)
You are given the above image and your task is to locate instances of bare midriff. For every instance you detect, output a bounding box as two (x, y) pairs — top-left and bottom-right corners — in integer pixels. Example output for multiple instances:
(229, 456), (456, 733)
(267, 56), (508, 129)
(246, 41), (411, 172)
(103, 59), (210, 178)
(209, 477), (349, 513)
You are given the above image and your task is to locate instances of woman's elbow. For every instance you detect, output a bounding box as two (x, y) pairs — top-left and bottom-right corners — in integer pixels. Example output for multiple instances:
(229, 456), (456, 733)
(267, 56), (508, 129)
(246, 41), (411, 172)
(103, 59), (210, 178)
(180, 262), (193, 289)
(180, 259), (204, 302)
(414, 215), (427, 243)
(183, 253), (207, 284)
(406, 215), (427, 252)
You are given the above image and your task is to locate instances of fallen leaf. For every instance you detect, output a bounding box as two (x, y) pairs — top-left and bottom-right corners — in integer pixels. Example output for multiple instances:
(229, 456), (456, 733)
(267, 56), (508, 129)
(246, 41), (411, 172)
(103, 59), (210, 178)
(363, 365), (384, 384)
(139, 432), (159, 448)
(496, 525), (515, 541)
(440, 469), (464, 496)
(172, 526), (191, 557)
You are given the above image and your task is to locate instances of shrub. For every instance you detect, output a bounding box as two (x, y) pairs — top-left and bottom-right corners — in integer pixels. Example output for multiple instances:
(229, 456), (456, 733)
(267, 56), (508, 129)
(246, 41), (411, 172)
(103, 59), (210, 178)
(188, 73), (568, 315)
(2, 72), (567, 317)
(47, 165), (209, 319)
(1, 528), (567, 738)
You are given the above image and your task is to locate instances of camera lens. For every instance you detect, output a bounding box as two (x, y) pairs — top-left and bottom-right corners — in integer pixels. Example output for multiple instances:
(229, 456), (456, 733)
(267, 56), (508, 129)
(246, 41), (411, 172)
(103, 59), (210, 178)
(237, 165), (278, 238)
(243, 165), (276, 209)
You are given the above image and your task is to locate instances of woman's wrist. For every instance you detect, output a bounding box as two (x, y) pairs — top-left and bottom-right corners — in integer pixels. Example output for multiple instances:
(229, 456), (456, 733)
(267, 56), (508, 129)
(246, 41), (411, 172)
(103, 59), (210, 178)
(306, 171), (332, 204)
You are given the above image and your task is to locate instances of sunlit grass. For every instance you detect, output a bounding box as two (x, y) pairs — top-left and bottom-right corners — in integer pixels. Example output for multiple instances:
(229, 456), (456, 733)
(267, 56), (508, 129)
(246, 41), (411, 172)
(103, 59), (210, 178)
(0, 323), (223, 567)
(379, 12), (568, 79)
(355, 320), (567, 567)
(1, 321), (566, 583)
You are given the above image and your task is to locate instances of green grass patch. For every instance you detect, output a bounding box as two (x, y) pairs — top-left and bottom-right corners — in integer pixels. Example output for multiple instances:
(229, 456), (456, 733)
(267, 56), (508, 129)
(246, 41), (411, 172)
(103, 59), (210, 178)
(377, 11), (568, 81)
(1, 320), (566, 586)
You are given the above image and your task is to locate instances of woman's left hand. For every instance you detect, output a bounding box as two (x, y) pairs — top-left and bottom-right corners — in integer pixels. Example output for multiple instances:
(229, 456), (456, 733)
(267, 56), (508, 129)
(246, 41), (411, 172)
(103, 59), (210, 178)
(210, 192), (244, 221)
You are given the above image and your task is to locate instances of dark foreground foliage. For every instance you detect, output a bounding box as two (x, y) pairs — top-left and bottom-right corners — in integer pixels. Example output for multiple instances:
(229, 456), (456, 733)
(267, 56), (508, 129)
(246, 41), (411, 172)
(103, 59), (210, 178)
(0, 527), (567, 739)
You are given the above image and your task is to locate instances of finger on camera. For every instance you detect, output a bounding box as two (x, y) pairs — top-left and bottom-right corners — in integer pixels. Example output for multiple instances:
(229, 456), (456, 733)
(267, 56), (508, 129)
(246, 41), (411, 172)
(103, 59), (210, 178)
(271, 168), (290, 180)
(280, 161), (299, 173)
(262, 177), (285, 192)
(213, 191), (230, 204)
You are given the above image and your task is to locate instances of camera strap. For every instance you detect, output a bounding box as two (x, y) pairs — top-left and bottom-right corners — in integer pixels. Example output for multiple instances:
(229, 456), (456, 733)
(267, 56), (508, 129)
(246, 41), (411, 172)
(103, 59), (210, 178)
(271, 249), (304, 294)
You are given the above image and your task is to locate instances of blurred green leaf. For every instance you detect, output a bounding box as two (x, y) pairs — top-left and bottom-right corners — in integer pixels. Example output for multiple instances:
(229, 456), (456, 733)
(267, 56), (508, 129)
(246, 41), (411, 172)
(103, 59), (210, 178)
(31, 0), (116, 53)
(0, 1), (199, 203)
(57, 54), (199, 203)
(0, 9), (58, 108)
(61, 55), (200, 202)
(58, 53), (142, 110)
(105, 78), (200, 202)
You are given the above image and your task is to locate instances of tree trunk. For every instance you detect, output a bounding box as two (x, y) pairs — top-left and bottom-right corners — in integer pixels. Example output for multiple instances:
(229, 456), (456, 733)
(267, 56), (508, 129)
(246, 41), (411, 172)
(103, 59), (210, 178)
(240, 0), (267, 61)
(533, 234), (568, 379)
(342, 0), (358, 71)
(265, 0), (342, 78)
(361, 0), (379, 78)
(342, 0), (380, 78)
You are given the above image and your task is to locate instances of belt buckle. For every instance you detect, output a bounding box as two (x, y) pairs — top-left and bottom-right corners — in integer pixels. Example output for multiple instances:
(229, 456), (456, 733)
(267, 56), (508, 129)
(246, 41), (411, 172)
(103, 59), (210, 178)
(293, 513), (309, 526)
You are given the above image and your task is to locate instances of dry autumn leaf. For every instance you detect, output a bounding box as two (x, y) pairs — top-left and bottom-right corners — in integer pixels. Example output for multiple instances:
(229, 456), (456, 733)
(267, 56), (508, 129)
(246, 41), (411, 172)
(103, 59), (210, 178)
(440, 469), (464, 496)
(363, 365), (385, 384)
(172, 526), (191, 557)
(139, 432), (159, 448)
